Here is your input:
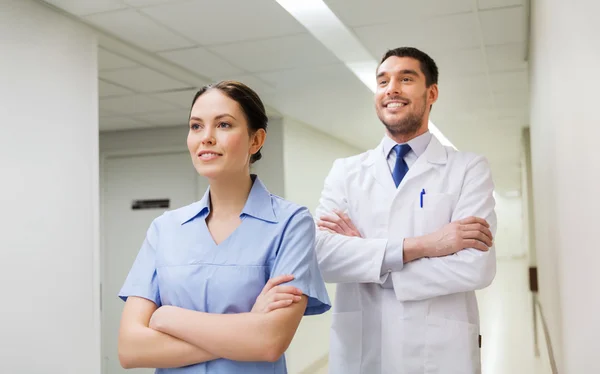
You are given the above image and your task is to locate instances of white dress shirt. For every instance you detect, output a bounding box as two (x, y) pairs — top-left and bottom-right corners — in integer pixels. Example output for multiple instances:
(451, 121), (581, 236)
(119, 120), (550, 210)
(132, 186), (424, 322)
(380, 131), (432, 281)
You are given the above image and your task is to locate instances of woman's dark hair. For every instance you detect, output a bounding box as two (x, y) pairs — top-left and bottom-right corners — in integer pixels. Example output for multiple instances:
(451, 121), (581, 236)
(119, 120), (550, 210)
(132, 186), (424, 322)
(190, 80), (268, 164)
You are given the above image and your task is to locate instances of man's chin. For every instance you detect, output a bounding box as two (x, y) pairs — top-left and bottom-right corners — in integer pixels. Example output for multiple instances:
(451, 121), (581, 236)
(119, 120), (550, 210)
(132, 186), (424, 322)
(384, 122), (422, 137)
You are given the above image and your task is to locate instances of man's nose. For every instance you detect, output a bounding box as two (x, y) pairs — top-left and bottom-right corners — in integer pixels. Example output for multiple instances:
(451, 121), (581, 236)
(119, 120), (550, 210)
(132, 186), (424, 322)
(386, 79), (401, 95)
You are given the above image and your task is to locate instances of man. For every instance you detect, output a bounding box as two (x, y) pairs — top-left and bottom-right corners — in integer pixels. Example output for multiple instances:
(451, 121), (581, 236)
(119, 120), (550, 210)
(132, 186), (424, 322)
(315, 47), (497, 374)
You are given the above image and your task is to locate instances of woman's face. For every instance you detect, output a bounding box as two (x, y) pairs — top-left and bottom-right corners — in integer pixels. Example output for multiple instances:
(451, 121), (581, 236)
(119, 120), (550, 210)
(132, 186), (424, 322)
(187, 89), (264, 180)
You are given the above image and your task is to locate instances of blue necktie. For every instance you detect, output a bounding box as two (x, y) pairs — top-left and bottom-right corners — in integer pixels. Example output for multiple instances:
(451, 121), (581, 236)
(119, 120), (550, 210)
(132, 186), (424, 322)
(392, 144), (412, 187)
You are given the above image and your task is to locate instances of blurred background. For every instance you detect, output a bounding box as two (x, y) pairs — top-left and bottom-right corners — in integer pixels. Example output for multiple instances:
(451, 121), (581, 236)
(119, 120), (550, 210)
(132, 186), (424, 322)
(1, 0), (598, 373)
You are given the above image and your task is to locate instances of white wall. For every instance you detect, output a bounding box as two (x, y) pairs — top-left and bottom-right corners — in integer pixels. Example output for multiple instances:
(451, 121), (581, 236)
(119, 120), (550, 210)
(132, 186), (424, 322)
(494, 194), (525, 259)
(282, 118), (362, 211)
(282, 118), (363, 374)
(521, 128), (537, 266)
(101, 118), (285, 197)
(0, 0), (100, 372)
(529, 0), (600, 372)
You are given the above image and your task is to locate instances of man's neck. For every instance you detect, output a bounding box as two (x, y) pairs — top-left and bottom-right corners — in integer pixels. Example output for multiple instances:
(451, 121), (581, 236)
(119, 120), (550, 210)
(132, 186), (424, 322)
(387, 123), (429, 144)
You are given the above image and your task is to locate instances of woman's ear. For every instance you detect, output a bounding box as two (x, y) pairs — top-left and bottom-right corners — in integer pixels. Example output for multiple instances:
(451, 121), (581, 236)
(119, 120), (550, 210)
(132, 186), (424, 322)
(250, 128), (266, 155)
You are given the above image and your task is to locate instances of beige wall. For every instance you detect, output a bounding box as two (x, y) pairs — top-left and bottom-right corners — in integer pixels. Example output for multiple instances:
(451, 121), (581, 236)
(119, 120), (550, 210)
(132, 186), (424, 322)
(529, 0), (600, 372)
(282, 117), (363, 374)
(0, 0), (101, 372)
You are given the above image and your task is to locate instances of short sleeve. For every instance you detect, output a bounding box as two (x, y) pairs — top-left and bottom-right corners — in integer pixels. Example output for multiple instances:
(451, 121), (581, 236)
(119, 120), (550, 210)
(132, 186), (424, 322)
(270, 208), (331, 316)
(118, 219), (161, 306)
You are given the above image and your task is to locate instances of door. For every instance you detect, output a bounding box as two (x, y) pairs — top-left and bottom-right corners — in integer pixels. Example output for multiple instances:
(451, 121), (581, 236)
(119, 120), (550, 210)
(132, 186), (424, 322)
(101, 151), (205, 374)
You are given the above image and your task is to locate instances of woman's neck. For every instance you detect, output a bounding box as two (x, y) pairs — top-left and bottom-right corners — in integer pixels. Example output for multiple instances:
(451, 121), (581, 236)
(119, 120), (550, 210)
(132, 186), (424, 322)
(208, 173), (253, 218)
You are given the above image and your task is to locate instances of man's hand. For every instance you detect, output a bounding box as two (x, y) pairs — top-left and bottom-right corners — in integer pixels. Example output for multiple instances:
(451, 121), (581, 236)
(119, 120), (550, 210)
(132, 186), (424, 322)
(317, 210), (361, 237)
(250, 274), (304, 313)
(417, 216), (493, 258)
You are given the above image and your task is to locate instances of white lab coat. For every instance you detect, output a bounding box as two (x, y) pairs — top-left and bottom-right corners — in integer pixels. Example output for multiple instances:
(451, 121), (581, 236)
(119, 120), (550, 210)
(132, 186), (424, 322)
(315, 134), (497, 374)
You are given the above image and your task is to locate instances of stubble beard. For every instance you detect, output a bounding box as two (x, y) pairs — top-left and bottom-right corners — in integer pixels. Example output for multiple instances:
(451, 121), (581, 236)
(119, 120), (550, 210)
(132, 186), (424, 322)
(380, 94), (428, 137)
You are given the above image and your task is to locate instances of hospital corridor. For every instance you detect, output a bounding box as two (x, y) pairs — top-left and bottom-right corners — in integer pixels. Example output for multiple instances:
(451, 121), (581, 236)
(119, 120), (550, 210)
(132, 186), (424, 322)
(2, 0), (599, 373)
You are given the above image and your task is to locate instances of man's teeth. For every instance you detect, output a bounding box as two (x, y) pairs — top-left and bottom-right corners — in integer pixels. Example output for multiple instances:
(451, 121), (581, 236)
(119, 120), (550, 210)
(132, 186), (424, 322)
(387, 103), (405, 108)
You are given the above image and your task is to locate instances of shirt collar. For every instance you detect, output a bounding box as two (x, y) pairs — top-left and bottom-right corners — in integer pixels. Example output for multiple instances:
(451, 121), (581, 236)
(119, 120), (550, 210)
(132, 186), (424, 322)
(382, 130), (432, 159)
(179, 175), (277, 225)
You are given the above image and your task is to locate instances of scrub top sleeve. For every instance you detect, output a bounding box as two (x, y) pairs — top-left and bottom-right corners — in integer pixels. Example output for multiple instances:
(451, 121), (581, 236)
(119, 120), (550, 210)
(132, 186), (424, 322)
(270, 208), (331, 316)
(118, 218), (161, 306)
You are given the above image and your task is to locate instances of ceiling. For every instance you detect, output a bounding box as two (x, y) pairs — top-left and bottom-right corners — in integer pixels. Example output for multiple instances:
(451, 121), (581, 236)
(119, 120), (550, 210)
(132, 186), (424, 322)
(41, 0), (529, 194)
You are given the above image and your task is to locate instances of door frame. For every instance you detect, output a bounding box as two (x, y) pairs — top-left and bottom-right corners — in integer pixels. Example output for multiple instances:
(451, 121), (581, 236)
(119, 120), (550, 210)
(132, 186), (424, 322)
(99, 146), (202, 373)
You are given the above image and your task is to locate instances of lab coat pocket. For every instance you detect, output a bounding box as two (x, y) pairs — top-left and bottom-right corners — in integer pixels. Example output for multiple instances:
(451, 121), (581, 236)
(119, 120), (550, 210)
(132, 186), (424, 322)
(416, 193), (454, 236)
(424, 317), (480, 374)
(329, 311), (362, 374)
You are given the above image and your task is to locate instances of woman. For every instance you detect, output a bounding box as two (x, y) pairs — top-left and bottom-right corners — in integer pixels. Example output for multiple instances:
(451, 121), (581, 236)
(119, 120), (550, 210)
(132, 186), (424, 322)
(117, 81), (331, 373)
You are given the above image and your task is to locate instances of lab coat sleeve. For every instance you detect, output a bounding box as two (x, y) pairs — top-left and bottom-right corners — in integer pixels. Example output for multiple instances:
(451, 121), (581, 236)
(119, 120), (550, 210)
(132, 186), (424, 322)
(315, 159), (389, 284)
(391, 154), (497, 301)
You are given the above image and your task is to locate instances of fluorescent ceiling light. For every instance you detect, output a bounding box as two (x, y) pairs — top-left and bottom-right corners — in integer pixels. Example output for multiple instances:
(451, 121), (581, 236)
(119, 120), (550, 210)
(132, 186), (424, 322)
(429, 120), (456, 149)
(275, 0), (456, 149)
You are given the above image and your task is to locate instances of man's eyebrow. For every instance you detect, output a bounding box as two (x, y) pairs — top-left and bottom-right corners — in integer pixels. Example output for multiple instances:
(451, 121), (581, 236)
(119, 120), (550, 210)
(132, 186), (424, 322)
(399, 69), (419, 76)
(376, 69), (419, 79)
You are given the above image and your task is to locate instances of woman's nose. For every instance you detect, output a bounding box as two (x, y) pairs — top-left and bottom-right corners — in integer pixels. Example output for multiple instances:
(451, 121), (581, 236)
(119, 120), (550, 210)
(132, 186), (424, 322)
(201, 128), (215, 145)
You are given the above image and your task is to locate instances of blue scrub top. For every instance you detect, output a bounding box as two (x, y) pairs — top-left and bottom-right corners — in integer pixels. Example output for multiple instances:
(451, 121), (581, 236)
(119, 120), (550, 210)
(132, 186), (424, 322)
(119, 175), (331, 374)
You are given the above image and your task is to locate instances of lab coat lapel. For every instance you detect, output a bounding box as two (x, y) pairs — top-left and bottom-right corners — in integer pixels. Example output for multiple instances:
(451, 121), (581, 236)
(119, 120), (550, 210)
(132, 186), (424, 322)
(397, 135), (449, 191)
(370, 141), (397, 196)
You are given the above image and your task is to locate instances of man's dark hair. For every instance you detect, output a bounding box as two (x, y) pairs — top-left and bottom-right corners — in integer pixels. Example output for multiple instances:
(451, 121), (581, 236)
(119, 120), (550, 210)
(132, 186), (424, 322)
(380, 47), (439, 87)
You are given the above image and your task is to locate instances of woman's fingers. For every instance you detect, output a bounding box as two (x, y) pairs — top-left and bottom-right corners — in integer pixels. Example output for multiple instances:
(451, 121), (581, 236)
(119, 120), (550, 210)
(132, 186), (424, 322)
(260, 274), (294, 295)
(269, 285), (303, 295)
(264, 299), (294, 312)
(269, 293), (302, 303)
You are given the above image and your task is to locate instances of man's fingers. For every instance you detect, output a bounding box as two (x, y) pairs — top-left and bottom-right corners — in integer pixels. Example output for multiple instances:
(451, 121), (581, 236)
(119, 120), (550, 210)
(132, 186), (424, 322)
(319, 227), (337, 235)
(320, 213), (342, 224)
(321, 212), (352, 233)
(463, 231), (493, 247)
(265, 299), (293, 312)
(466, 239), (490, 252)
(318, 219), (343, 233)
(462, 224), (494, 242)
(331, 210), (354, 232)
(261, 274), (294, 295)
(339, 212), (360, 233)
(462, 224), (493, 243)
(459, 216), (489, 228)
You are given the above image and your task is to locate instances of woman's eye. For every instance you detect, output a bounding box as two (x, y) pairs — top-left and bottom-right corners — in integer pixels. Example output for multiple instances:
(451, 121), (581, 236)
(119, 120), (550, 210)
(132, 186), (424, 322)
(190, 123), (200, 130)
(218, 122), (231, 128)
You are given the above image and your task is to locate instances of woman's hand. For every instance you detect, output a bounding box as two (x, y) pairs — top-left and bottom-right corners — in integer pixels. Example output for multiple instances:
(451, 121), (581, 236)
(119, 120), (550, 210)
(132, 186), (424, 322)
(251, 274), (304, 313)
